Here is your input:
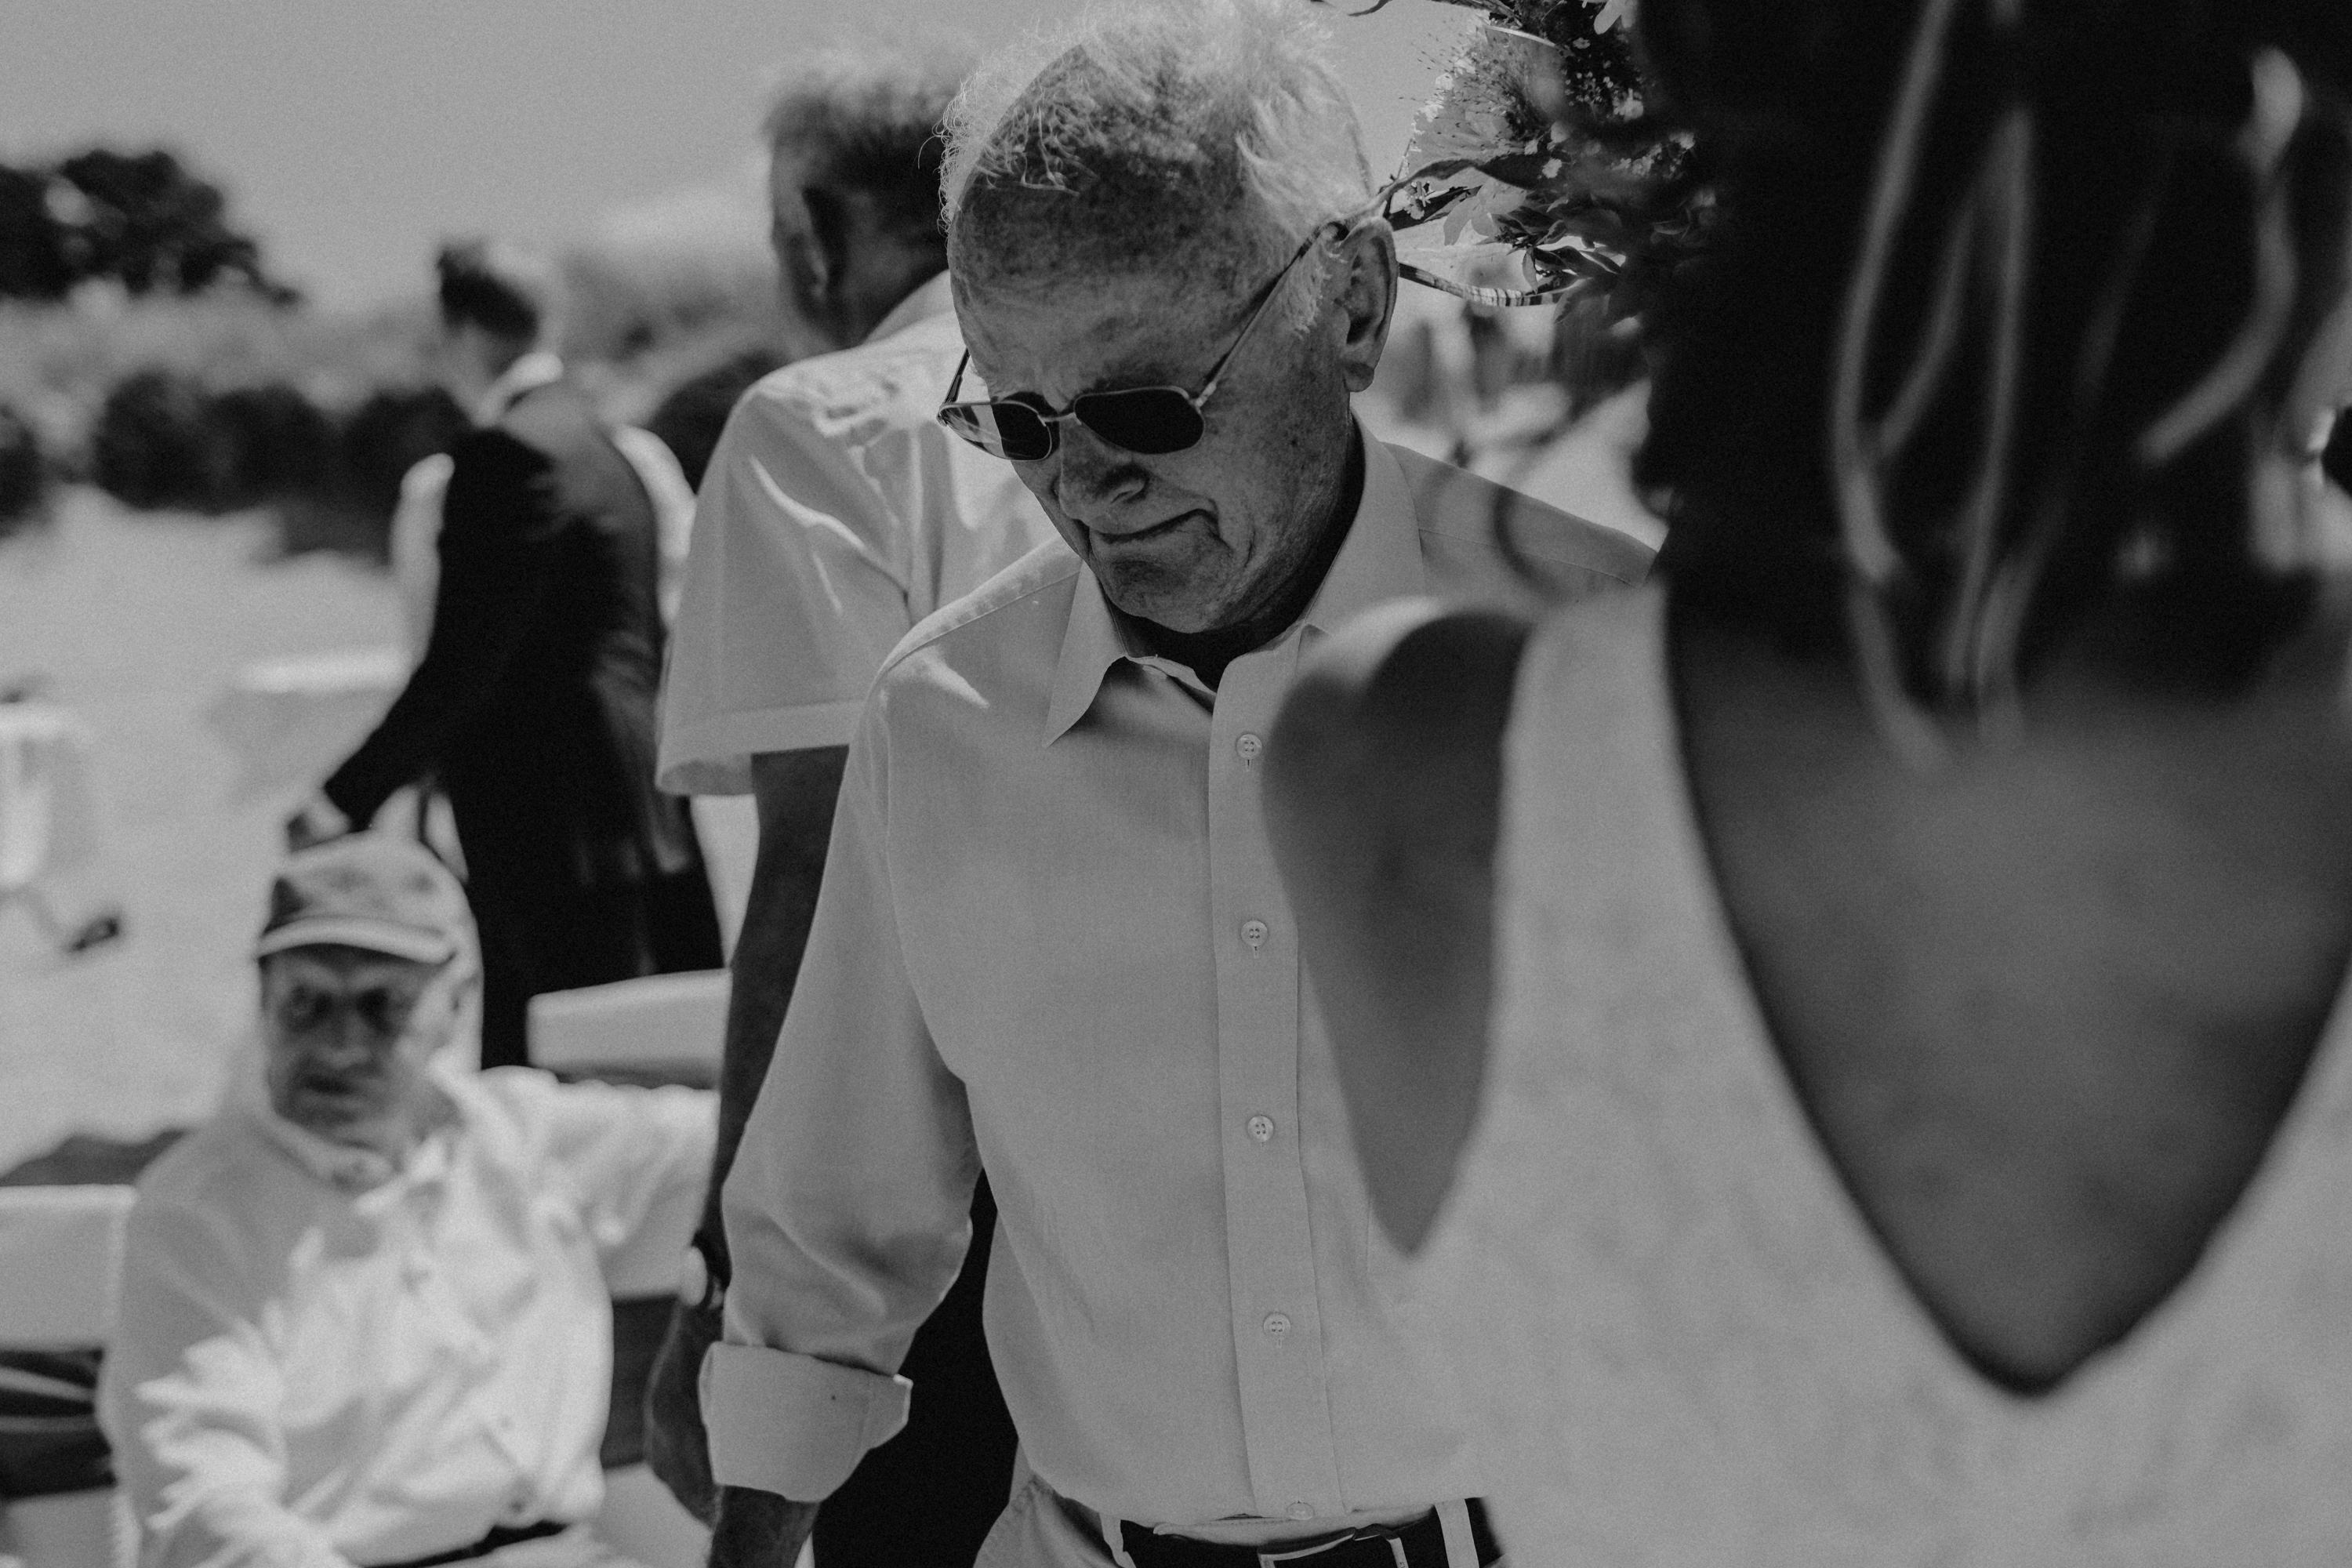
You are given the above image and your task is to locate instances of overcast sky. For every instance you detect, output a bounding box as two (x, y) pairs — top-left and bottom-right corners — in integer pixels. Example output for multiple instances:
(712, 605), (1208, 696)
(0, 0), (1468, 307)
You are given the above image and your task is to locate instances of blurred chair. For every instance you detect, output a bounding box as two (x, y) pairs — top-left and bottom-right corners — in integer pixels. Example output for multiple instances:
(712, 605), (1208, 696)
(526, 972), (728, 1089)
(530, 976), (728, 1568)
(0, 703), (122, 957)
(206, 649), (405, 805)
(0, 1186), (136, 1568)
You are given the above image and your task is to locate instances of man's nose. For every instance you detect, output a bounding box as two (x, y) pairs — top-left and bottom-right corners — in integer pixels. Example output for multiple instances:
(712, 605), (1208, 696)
(314, 1017), (382, 1065)
(1051, 424), (1149, 517)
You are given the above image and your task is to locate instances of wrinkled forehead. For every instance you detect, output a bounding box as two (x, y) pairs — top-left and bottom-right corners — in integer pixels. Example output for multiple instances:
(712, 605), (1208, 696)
(952, 262), (1255, 397)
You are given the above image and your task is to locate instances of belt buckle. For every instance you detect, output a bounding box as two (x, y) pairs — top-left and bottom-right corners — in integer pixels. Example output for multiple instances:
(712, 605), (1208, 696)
(1255, 1525), (1408, 1568)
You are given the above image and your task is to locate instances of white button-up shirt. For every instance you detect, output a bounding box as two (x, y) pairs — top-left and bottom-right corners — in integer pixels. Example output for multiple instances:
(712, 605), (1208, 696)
(100, 1062), (714, 1568)
(705, 434), (1651, 1530)
(656, 272), (1058, 793)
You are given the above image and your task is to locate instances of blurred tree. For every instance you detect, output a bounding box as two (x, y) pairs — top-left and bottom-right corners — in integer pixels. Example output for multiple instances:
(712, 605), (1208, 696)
(89, 368), (226, 511)
(0, 147), (296, 303)
(51, 148), (295, 301)
(0, 401), (49, 535)
(0, 163), (74, 301)
(210, 383), (336, 507)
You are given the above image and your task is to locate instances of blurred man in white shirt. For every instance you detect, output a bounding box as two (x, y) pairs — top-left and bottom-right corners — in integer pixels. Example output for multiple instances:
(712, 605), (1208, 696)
(644, 44), (1054, 1566)
(100, 836), (714, 1568)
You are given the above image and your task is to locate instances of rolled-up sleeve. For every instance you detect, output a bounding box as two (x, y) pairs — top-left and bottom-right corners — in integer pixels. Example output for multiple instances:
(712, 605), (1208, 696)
(657, 391), (916, 797)
(705, 681), (982, 1500)
(99, 1202), (348, 1568)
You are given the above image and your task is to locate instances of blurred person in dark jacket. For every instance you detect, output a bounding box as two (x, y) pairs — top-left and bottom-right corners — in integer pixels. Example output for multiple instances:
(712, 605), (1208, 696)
(288, 241), (722, 1069)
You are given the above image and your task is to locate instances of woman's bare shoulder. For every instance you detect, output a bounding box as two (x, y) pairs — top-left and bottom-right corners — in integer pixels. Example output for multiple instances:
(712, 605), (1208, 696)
(1269, 599), (1534, 1251)
(1274, 599), (1533, 829)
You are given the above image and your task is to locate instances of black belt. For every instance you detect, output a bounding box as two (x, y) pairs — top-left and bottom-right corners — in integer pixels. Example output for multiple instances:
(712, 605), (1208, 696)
(368, 1519), (568, 1568)
(1116, 1501), (1502, 1568)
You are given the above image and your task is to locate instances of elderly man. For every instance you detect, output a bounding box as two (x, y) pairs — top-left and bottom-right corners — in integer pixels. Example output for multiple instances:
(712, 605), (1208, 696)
(100, 836), (715, 1568)
(645, 41), (1050, 1564)
(700, 5), (1652, 1568)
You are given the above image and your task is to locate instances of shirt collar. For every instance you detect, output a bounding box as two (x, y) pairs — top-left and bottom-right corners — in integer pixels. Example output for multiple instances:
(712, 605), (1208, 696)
(472, 350), (565, 427)
(865, 270), (955, 347)
(1042, 429), (1428, 743)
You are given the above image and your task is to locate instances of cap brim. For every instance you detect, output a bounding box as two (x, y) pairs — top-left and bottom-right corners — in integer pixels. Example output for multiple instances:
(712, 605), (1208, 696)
(254, 917), (457, 965)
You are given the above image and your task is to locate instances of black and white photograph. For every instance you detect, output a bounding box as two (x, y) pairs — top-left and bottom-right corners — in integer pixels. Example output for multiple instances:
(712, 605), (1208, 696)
(5, 2), (2351, 1565)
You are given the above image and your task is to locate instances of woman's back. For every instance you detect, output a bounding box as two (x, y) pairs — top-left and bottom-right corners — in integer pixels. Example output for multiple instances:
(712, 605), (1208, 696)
(1421, 585), (2352, 1564)
(1269, 0), (2352, 1555)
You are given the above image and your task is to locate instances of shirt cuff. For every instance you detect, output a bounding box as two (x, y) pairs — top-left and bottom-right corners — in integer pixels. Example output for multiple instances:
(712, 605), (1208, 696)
(699, 1341), (912, 1501)
(657, 703), (865, 796)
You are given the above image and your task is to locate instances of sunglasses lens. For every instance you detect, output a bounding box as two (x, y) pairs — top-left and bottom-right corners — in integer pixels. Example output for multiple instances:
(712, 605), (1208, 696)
(1076, 390), (1203, 456)
(940, 401), (1055, 463)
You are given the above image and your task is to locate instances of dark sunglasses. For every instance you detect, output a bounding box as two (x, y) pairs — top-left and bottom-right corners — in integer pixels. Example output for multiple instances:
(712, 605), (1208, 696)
(935, 222), (1339, 463)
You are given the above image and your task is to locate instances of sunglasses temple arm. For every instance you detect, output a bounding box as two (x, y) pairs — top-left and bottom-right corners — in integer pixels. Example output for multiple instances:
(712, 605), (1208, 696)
(1196, 231), (1328, 408)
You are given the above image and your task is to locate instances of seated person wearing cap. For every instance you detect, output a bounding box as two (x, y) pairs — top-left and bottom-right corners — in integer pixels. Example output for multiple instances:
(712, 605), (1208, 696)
(99, 836), (716, 1568)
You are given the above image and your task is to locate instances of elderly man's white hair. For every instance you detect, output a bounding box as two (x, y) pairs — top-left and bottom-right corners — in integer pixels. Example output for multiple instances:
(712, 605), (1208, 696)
(941, 0), (1374, 308)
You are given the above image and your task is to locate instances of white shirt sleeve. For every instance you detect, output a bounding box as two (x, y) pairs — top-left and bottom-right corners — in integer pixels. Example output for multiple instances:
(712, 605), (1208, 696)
(702, 691), (980, 1500)
(608, 426), (699, 632)
(389, 454), (452, 666)
(99, 1199), (353, 1568)
(657, 390), (920, 795)
(485, 1069), (717, 1298)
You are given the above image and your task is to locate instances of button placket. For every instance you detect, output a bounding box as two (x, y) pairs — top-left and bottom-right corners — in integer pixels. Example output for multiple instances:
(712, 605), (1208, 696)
(1209, 642), (1341, 1518)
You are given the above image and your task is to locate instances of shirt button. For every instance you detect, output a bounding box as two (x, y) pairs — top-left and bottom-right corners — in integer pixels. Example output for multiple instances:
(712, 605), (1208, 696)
(1263, 1312), (1291, 1339)
(1287, 1502), (1315, 1522)
(1241, 919), (1269, 949)
(1236, 732), (1264, 761)
(1247, 1115), (1276, 1143)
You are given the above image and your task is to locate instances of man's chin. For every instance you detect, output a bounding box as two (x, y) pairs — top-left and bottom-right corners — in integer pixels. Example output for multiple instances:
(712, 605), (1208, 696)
(1092, 562), (1227, 633)
(282, 1084), (383, 1134)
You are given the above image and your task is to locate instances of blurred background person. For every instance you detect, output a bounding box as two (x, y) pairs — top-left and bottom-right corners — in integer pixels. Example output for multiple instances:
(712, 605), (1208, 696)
(99, 834), (715, 1568)
(644, 41), (1049, 1566)
(287, 241), (723, 1069)
(1269, 0), (2352, 1559)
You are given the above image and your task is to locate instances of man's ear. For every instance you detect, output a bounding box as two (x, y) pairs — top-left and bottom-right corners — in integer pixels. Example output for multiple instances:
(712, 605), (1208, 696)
(801, 187), (853, 308)
(1332, 220), (1399, 396)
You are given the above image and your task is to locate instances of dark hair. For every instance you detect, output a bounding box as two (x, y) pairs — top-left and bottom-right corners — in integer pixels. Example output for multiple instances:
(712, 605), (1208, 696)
(1632, 0), (2352, 710)
(434, 239), (549, 343)
(764, 45), (973, 251)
